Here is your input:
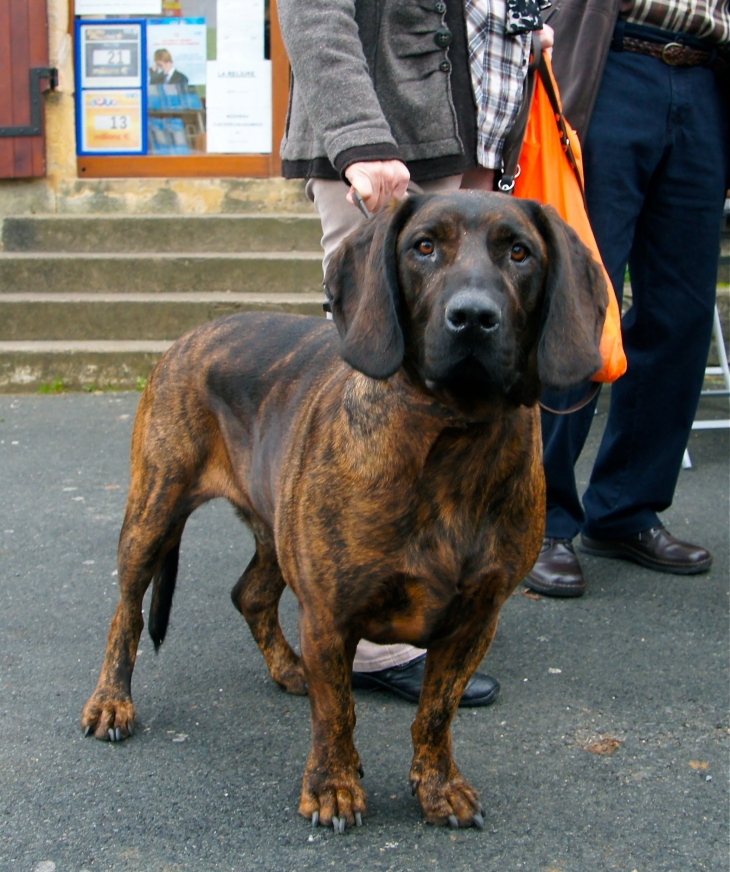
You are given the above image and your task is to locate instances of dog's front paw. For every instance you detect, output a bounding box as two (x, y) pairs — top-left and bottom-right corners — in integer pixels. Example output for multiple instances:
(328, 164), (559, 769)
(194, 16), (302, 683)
(81, 690), (136, 742)
(299, 761), (367, 833)
(410, 763), (484, 829)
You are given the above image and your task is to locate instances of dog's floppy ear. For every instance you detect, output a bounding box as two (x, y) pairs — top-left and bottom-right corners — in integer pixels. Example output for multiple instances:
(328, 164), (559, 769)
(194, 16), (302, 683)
(534, 204), (607, 390)
(325, 196), (418, 379)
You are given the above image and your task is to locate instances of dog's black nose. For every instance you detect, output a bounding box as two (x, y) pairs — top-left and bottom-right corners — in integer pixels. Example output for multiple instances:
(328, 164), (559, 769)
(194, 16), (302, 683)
(445, 291), (501, 334)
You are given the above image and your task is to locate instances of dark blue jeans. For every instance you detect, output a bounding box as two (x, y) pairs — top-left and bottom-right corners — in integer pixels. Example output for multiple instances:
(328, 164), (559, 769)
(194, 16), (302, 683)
(541, 47), (730, 541)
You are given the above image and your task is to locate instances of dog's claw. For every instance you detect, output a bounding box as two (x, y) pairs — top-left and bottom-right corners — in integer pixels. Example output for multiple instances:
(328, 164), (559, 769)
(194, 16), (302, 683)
(107, 728), (115, 742)
(127, 721), (135, 737)
(357, 763), (364, 778)
(355, 812), (362, 827)
(311, 811), (319, 828)
(115, 727), (123, 742)
(410, 779), (418, 796)
(473, 813), (484, 830)
(332, 816), (341, 834)
(448, 815), (459, 830)
(83, 725), (91, 738)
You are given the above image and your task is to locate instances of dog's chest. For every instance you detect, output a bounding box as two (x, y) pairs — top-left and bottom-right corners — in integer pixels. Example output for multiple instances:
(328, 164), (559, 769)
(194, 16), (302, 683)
(278, 374), (543, 643)
(332, 399), (536, 579)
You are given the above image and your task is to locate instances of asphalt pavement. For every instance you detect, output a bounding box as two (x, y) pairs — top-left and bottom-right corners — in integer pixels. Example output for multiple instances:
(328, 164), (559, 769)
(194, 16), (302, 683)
(1, 389), (728, 872)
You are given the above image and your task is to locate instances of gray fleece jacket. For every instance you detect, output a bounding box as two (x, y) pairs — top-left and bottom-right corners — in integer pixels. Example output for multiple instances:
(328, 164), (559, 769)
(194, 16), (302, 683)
(277, 0), (473, 178)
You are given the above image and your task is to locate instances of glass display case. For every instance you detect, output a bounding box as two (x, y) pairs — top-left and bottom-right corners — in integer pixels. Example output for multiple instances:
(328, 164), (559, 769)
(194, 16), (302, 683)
(72, 0), (288, 177)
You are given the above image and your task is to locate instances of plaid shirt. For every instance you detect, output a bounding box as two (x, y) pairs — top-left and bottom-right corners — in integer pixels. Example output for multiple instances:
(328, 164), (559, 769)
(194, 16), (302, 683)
(465, 1), (531, 170)
(621, 0), (730, 46)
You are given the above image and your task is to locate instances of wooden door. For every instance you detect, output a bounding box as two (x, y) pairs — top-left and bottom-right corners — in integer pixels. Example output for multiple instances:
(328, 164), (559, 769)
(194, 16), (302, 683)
(0, 0), (54, 179)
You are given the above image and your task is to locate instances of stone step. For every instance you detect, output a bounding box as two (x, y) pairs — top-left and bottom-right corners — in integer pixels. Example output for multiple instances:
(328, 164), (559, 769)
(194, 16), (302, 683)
(0, 292), (325, 340)
(1, 213), (323, 253)
(0, 308), (330, 391)
(0, 251), (324, 294)
(0, 341), (171, 392)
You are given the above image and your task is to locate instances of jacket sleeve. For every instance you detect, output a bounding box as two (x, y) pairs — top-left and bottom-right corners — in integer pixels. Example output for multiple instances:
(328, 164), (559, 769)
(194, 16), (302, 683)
(546, 0), (621, 138)
(277, 0), (401, 171)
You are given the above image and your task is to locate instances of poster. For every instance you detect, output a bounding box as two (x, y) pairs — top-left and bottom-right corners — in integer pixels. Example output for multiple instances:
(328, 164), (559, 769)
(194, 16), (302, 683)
(80, 23), (143, 89)
(206, 60), (271, 153)
(146, 18), (207, 87)
(76, 0), (161, 13)
(216, 0), (265, 62)
(81, 90), (144, 153)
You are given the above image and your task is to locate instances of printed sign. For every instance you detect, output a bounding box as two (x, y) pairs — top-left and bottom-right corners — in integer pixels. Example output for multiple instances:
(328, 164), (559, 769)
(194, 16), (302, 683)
(216, 0), (265, 62)
(206, 60), (271, 153)
(81, 90), (144, 153)
(80, 23), (143, 88)
(75, 0), (161, 13)
(147, 18), (207, 87)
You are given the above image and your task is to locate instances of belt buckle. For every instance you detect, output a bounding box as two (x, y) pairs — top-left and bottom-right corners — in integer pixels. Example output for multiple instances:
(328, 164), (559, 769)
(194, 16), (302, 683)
(661, 42), (684, 65)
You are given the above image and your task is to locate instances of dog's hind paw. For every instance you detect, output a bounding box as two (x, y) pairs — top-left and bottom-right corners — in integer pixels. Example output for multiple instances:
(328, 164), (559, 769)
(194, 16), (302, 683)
(273, 662), (308, 696)
(81, 692), (136, 742)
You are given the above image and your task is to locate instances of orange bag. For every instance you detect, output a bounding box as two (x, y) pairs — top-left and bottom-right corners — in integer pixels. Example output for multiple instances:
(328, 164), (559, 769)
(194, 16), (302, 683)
(512, 54), (627, 384)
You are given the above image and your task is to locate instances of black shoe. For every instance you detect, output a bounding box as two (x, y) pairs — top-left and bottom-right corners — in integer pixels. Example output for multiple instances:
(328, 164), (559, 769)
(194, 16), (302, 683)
(352, 654), (499, 707)
(579, 527), (712, 575)
(524, 537), (586, 597)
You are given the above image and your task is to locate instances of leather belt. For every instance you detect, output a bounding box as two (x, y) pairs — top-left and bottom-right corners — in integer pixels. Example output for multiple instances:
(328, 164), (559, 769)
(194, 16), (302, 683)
(621, 36), (712, 67)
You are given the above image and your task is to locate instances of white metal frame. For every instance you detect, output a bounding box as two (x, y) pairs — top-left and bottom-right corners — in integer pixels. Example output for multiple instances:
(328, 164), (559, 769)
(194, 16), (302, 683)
(683, 303), (730, 468)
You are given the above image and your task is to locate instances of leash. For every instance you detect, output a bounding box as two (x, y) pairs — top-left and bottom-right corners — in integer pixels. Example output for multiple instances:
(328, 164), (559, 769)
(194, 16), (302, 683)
(538, 381), (601, 415)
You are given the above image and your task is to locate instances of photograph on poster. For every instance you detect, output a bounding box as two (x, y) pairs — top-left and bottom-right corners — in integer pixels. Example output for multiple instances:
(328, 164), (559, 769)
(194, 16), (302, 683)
(147, 18), (207, 86)
(206, 60), (271, 153)
(75, 0), (162, 14)
(81, 90), (144, 153)
(80, 23), (143, 89)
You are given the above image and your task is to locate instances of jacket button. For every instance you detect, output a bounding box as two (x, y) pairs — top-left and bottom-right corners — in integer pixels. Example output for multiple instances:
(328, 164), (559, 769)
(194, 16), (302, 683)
(434, 28), (453, 48)
(439, 60), (451, 73)
(434, 1), (446, 12)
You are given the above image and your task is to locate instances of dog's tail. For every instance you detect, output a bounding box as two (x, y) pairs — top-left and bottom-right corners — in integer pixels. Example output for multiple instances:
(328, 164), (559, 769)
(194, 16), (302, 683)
(148, 541), (180, 651)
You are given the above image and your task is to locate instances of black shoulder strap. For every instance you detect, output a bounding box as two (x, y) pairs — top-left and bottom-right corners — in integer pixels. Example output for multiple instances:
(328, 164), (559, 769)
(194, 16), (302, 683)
(496, 32), (541, 193)
(497, 38), (587, 208)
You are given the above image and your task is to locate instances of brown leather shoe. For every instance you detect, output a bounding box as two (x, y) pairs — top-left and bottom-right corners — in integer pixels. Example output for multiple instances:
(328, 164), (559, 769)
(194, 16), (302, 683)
(524, 537), (586, 597)
(579, 527), (712, 575)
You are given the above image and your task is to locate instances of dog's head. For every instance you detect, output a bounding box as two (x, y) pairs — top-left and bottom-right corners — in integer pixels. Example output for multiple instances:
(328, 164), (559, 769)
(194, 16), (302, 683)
(325, 191), (607, 408)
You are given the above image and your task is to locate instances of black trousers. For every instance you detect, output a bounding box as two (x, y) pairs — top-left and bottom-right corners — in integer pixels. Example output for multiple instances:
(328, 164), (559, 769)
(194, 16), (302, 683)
(541, 47), (730, 541)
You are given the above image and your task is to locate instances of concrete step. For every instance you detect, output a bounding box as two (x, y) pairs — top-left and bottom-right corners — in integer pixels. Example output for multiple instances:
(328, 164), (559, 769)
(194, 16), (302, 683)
(0, 251), (324, 294)
(0, 211), (328, 391)
(0, 341), (171, 392)
(0, 292), (325, 340)
(1, 214), (322, 253)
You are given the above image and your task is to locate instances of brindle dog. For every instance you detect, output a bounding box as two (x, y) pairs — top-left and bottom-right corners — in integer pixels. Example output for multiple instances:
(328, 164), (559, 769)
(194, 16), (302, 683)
(81, 191), (606, 832)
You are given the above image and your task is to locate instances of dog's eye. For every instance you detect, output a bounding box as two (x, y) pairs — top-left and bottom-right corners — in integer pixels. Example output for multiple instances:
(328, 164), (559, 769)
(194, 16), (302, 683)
(510, 243), (529, 262)
(416, 239), (435, 256)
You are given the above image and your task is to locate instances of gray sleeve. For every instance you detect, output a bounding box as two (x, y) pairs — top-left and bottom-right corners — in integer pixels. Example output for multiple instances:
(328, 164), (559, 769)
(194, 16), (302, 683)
(277, 0), (399, 164)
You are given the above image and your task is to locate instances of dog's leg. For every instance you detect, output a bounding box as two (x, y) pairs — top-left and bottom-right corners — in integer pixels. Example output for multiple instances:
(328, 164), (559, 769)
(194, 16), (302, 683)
(297, 610), (366, 832)
(81, 485), (189, 742)
(231, 543), (307, 696)
(409, 615), (500, 829)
